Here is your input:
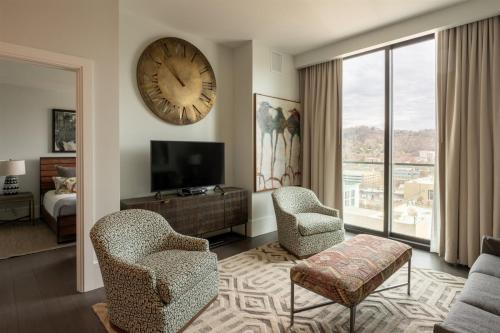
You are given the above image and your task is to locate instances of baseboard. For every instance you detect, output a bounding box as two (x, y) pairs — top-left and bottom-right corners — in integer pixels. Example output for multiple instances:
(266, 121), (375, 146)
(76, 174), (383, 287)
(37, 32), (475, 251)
(249, 215), (277, 237)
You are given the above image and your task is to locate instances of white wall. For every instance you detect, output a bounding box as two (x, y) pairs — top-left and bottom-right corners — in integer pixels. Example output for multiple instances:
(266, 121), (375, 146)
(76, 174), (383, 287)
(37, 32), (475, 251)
(295, 0), (500, 68)
(231, 41), (253, 234)
(231, 41), (299, 236)
(0, 81), (76, 217)
(251, 41), (299, 235)
(119, 9), (235, 199)
(0, 0), (119, 291)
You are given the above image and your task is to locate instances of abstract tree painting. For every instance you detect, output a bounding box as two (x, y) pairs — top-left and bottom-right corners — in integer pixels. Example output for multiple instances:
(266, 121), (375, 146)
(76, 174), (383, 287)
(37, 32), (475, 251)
(254, 94), (301, 192)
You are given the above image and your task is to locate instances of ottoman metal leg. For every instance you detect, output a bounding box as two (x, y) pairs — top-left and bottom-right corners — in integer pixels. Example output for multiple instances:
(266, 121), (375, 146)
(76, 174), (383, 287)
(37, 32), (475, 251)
(290, 281), (295, 326)
(350, 306), (356, 333)
(408, 258), (411, 296)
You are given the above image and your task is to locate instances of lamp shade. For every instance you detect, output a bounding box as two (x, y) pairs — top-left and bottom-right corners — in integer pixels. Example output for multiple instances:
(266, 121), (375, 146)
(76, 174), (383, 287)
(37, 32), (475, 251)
(0, 160), (26, 176)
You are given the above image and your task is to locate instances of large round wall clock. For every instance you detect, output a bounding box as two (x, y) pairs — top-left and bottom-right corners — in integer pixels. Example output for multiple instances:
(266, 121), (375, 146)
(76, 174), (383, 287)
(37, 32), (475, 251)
(137, 37), (217, 125)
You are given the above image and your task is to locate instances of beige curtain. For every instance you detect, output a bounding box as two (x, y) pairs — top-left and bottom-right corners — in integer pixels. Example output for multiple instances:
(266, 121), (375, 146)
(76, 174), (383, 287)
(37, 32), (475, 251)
(300, 59), (343, 211)
(437, 15), (500, 266)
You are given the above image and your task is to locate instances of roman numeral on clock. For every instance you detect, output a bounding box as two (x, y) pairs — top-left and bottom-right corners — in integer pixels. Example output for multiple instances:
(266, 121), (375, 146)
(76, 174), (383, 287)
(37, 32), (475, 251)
(191, 51), (198, 63)
(161, 100), (177, 114)
(202, 81), (215, 90)
(192, 105), (202, 116)
(199, 66), (209, 75)
(200, 93), (211, 103)
(148, 52), (162, 65)
(147, 85), (162, 99)
(162, 43), (172, 57)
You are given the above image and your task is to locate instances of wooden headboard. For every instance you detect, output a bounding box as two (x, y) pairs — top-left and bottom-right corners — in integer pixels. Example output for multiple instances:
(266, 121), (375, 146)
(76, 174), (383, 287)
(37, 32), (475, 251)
(40, 157), (76, 199)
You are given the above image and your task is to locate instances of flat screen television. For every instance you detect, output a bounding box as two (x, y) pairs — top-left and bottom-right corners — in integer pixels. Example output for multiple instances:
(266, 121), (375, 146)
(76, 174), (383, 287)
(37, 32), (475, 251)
(151, 140), (225, 192)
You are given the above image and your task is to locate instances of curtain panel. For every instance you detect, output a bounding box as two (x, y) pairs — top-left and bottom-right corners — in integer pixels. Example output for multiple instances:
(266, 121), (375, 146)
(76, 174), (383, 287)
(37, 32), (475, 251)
(299, 59), (343, 212)
(437, 15), (500, 266)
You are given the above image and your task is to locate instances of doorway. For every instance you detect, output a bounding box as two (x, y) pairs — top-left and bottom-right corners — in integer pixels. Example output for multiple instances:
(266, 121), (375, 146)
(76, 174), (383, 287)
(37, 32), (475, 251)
(0, 40), (97, 292)
(0, 59), (77, 258)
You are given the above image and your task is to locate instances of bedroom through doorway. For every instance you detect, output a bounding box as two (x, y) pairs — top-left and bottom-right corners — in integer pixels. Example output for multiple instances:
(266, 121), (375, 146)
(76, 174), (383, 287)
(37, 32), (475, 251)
(0, 58), (78, 260)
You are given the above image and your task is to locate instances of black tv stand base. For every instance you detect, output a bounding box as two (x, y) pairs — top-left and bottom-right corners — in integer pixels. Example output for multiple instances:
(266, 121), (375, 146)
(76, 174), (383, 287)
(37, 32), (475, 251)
(206, 230), (247, 249)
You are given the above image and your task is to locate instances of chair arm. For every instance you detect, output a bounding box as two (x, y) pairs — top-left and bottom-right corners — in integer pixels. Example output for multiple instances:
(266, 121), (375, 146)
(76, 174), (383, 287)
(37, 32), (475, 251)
(276, 209), (298, 228)
(312, 205), (339, 217)
(111, 259), (156, 285)
(163, 233), (210, 252)
(100, 258), (161, 307)
(481, 235), (500, 256)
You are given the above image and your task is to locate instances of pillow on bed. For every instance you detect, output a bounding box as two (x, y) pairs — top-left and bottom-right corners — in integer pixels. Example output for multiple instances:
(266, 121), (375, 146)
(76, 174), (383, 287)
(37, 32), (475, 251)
(56, 165), (76, 178)
(53, 177), (77, 194)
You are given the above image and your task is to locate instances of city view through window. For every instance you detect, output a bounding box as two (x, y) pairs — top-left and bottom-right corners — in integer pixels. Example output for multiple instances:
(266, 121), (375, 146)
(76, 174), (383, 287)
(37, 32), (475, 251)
(342, 38), (436, 240)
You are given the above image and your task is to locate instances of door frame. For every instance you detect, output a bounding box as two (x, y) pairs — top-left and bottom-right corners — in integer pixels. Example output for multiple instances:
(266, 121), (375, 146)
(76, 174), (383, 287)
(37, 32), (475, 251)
(0, 41), (97, 292)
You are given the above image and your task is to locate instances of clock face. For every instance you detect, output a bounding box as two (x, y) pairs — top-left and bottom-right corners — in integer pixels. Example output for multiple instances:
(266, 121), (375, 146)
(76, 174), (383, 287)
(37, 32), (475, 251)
(137, 37), (217, 125)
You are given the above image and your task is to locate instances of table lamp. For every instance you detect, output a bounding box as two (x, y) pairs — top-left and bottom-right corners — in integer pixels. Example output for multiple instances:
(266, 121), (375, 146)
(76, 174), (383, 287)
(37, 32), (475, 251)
(0, 160), (26, 195)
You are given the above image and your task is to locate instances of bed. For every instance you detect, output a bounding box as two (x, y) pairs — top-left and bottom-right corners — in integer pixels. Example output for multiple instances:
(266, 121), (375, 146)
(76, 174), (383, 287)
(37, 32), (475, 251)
(40, 157), (76, 243)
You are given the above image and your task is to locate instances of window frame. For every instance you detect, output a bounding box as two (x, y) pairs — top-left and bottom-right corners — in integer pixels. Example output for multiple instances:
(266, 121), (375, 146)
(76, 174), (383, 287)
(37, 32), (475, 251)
(342, 34), (435, 250)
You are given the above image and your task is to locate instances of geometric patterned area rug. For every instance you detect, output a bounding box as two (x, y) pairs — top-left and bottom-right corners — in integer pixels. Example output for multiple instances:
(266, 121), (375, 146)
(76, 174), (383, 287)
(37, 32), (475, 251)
(93, 242), (466, 333)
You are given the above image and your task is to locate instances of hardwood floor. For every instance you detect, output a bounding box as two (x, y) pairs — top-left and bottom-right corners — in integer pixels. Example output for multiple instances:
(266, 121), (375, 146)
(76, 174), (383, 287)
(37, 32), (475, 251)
(0, 231), (468, 333)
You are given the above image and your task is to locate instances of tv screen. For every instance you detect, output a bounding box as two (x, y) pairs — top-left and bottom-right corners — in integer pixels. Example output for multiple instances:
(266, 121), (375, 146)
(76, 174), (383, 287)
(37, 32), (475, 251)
(151, 141), (225, 192)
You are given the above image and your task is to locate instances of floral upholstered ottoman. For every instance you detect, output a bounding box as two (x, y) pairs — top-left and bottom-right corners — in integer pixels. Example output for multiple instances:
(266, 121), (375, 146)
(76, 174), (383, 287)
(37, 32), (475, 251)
(290, 234), (412, 333)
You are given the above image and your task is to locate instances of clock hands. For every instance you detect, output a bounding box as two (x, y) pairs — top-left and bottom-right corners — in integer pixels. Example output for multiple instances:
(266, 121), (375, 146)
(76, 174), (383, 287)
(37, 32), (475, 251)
(164, 61), (185, 87)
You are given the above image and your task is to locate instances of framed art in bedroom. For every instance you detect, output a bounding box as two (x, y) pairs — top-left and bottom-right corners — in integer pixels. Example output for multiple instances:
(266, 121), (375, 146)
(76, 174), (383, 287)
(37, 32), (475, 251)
(52, 109), (76, 153)
(254, 93), (302, 192)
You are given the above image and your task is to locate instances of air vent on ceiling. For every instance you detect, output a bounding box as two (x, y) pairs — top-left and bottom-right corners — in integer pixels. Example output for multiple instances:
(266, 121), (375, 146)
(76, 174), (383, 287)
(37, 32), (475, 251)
(271, 51), (283, 73)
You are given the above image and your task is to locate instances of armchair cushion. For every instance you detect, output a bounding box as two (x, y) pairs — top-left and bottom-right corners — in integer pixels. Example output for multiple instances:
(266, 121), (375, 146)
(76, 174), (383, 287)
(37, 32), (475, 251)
(138, 249), (217, 304)
(296, 213), (343, 236)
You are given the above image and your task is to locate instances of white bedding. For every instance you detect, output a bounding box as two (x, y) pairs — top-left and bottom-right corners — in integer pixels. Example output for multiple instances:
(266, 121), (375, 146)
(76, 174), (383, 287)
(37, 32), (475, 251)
(43, 190), (76, 217)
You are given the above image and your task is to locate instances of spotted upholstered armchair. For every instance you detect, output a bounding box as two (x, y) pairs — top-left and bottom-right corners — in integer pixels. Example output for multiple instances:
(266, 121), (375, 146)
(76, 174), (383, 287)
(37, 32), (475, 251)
(272, 186), (345, 258)
(90, 209), (218, 333)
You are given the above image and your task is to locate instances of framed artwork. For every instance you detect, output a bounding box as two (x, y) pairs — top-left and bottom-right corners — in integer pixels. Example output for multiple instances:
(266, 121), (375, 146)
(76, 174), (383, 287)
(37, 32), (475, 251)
(52, 109), (76, 153)
(254, 94), (302, 192)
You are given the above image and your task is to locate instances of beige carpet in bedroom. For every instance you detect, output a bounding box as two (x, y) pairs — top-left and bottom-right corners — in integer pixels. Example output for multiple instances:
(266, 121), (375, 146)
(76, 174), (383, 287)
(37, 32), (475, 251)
(0, 220), (74, 259)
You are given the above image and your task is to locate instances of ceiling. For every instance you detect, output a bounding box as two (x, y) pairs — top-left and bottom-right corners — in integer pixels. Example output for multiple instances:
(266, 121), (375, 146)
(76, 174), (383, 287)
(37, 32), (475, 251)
(121, 0), (468, 55)
(0, 58), (75, 92)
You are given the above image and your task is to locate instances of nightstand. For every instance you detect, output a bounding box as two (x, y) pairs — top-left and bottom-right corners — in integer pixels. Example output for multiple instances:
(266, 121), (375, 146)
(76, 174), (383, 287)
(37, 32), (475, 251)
(0, 192), (35, 225)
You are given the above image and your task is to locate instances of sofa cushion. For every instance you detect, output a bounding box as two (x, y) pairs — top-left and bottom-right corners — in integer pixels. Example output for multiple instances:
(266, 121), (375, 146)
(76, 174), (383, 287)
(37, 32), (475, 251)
(469, 253), (500, 279)
(458, 272), (500, 316)
(441, 300), (500, 333)
(138, 249), (217, 304)
(296, 213), (342, 236)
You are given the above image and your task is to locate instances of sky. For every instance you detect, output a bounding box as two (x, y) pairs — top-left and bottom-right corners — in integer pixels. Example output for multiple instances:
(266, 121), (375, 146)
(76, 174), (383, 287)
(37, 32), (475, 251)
(343, 39), (436, 131)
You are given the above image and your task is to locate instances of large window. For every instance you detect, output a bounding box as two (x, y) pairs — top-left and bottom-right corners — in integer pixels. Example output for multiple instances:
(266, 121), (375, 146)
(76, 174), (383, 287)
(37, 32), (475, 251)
(343, 50), (385, 232)
(342, 36), (436, 244)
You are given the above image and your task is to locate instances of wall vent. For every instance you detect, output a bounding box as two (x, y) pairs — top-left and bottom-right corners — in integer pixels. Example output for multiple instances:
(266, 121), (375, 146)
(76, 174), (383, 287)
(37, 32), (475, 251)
(271, 51), (283, 73)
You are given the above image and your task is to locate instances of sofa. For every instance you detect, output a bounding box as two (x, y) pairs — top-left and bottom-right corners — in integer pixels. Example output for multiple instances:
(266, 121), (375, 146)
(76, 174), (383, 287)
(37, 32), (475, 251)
(90, 209), (219, 333)
(434, 236), (500, 333)
(271, 186), (345, 258)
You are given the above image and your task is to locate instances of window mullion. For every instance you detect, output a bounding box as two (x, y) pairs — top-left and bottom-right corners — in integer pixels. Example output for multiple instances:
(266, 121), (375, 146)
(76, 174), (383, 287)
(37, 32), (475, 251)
(383, 47), (393, 237)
